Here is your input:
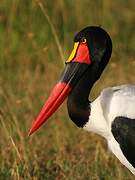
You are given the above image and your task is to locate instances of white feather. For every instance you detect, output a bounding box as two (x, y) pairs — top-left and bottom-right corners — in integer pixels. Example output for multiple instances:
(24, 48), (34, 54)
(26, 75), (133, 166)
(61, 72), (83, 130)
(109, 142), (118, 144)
(83, 84), (135, 174)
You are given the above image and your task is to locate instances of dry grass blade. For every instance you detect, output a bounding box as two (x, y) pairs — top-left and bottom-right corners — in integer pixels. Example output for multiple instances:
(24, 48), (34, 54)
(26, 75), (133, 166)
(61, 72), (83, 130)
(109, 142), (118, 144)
(36, 0), (64, 64)
(0, 115), (22, 161)
(9, 136), (22, 161)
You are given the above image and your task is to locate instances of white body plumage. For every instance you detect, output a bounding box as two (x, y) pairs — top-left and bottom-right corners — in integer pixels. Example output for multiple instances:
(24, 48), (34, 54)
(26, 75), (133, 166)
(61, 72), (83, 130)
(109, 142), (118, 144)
(84, 85), (135, 174)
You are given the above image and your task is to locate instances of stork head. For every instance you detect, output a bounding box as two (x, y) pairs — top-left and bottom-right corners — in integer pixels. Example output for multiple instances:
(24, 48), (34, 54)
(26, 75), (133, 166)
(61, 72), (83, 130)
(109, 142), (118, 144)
(29, 26), (112, 136)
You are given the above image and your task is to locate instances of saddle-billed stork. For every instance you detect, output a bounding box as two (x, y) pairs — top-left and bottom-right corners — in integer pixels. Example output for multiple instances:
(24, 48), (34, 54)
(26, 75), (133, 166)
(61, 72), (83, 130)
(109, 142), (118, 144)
(29, 26), (135, 174)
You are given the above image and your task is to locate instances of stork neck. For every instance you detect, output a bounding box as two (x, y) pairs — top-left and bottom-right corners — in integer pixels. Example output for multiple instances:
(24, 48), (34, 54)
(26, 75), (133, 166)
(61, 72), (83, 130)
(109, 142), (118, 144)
(67, 64), (99, 127)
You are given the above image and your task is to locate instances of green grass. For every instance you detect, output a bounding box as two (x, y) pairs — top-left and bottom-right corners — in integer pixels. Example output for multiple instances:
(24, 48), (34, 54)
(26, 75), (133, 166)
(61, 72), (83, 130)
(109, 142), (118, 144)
(0, 0), (135, 179)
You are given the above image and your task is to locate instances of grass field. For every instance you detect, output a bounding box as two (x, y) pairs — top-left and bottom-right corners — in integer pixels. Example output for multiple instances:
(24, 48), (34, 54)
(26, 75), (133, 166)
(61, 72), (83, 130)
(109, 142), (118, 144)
(0, 0), (135, 179)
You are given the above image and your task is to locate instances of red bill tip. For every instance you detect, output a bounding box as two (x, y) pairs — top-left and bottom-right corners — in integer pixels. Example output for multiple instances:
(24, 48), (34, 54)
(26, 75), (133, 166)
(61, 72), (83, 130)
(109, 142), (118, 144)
(28, 82), (72, 136)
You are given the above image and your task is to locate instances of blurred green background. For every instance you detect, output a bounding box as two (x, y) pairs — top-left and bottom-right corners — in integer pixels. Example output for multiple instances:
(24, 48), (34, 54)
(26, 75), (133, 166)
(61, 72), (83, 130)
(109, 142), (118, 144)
(0, 0), (135, 179)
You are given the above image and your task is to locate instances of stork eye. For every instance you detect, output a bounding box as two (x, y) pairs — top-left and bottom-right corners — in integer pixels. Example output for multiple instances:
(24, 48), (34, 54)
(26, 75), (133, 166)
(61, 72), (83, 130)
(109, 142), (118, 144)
(81, 38), (87, 44)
